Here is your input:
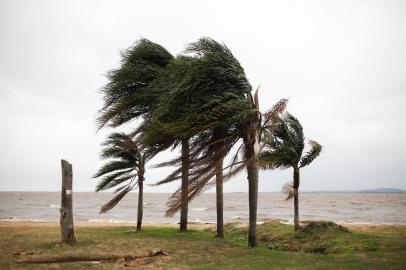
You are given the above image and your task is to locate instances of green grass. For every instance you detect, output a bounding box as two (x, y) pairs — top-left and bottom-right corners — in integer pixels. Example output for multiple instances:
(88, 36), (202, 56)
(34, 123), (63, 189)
(1, 221), (405, 269)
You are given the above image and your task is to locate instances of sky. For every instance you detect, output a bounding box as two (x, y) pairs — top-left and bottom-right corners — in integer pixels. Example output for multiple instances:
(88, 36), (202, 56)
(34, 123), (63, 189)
(0, 0), (405, 192)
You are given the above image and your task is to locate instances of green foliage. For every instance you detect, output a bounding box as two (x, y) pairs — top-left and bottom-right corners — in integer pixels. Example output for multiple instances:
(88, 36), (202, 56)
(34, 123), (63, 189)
(143, 38), (252, 147)
(260, 112), (322, 171)
(300, 139), (323, 168)
(93, 132), (147, 213)
(97, 39), (173, 129)
(140, 38), (258, 216)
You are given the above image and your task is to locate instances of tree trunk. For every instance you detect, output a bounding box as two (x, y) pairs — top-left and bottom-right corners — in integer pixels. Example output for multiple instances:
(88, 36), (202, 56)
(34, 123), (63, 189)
(180, 139), (189, 231)
(293, 167), (300, 231)
(247, 160), (259, 247)
(136, 170), (144, 232)
(216, 158), (224, 238)
(245, 88), (261, 247)
(60, 159), (75, 244)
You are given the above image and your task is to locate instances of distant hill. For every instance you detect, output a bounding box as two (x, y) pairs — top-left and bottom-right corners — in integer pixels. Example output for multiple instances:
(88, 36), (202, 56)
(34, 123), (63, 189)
(301, 188), (406, 194)
(357, 188), (406, 194)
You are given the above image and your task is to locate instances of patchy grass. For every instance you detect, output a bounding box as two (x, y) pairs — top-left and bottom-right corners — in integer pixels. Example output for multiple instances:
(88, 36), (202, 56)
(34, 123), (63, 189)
(0, 221), (405, 269)
(224, 221), (382, 254)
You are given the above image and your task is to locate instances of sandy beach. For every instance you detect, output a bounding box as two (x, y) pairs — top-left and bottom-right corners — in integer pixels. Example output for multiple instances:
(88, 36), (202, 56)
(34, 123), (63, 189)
(2, 220), (405, 232)
(0, 220), (216, 229)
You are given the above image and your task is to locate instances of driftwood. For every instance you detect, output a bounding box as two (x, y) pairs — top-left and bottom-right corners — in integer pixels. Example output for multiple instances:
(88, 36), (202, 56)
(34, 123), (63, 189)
(17, 249), (169, 265)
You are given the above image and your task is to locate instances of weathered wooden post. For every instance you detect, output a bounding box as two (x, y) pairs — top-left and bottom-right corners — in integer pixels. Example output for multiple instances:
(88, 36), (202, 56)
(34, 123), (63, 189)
(60, 159), (76, 243)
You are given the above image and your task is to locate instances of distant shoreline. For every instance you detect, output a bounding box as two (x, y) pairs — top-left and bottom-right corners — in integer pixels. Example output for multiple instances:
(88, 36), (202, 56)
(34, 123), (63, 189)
(0, 189), (405, 193)
(1, 219), (405, 227)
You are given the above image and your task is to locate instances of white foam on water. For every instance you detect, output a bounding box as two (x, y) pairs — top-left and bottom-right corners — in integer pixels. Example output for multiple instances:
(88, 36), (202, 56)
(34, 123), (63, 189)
(191, 207), (208, 212)
(279, 219), (293, 225)
(86, 218), (136, 223)
(0, 217), (51, 222)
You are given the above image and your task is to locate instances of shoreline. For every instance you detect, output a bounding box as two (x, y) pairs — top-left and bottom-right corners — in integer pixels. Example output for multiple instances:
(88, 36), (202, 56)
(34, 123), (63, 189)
(0, 220), (215, 229)
(1, 220), (405, 231)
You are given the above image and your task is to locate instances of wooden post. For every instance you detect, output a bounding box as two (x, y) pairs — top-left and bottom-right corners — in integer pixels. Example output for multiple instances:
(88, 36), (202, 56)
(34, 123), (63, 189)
(60, 159), (76, 243)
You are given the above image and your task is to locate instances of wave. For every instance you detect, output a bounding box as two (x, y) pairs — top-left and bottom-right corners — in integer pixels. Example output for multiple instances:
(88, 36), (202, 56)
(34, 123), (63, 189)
(49, 204), (60, 208)
(189, 218), (216, 224)
(191, 207), (208, 212)
(86, 218), (136, 224)
(279, 219), (293, 225)
(0, 217), (51, 222)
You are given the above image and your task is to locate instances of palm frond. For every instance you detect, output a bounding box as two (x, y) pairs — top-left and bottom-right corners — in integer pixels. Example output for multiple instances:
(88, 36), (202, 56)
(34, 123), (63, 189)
(299, 140), (322, 168)
(95, 170), (133, 192)
(259, 150), (292, 170)
(262, 98), (288, 128)
(283, 113), (304, 158)
(93, 161), (133, 178)
(97, 38), (173, 130)
(282, 181), (294, 201)
(99, 185), (133, 214)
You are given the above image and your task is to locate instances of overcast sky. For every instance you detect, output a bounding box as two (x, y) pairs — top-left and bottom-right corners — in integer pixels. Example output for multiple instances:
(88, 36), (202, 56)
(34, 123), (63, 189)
(1, 0), (405, 192)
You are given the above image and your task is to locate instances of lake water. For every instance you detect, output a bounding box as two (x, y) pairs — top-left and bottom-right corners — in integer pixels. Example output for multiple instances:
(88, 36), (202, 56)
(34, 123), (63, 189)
(0, 192), (405, 225)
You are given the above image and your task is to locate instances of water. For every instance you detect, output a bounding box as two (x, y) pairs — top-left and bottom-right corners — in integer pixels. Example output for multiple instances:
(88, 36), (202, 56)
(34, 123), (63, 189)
(0, 192), (405, 224)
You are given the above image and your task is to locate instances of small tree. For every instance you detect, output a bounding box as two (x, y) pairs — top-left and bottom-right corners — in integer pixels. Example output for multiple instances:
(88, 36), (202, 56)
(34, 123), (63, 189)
(93, 133), (151, 232)
(96, 39), (174, 230)
(260, 112), (322, 231)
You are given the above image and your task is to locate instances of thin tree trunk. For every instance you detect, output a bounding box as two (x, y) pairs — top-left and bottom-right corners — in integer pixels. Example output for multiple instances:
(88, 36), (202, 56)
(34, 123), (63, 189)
(293, 167), (300, 231)
(216, 158), (224, 238)
(136, 170), (144, 232)
(180, 139), (189, 231)
(246, 87), (261, 247)
(247, 160), (259, 247)
(60, 159), (75, 244)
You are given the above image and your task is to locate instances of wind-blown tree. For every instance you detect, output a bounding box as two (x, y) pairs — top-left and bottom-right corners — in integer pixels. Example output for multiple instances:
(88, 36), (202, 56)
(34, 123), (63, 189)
(96, 39), (174, 227)
(97, 39), (174, 130)
(137, 55), (198, 232)
(260, 112), (322, 231)
(144, 38), (288, 246)
(179, 95), (287, 245)
(93, 133), (152, 231)
(142, 39), (252, 237)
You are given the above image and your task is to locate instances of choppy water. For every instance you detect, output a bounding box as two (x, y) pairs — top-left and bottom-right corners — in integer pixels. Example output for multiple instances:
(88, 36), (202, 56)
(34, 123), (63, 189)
(0, 192), (405, 224)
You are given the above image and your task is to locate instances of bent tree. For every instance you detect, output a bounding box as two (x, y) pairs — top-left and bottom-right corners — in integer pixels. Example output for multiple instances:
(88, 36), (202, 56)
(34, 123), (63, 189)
(143, 39), (252, 238)
(260, 112), (322, 231)
(93, 133), (152, 231)
(96, 39), (174, 230)
(146, 38), (288, 246)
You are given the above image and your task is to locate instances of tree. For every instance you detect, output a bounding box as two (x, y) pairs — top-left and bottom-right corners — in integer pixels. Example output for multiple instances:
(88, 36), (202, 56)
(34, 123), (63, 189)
(93, 133), (152, 231)
(97, 39), (174, 130)
(143, 39), (252, 237)
(139, 55), (197, 231)
(260, 112), (322, 231)
(96, 39), (174, 229)
(145, 38), (288, 246)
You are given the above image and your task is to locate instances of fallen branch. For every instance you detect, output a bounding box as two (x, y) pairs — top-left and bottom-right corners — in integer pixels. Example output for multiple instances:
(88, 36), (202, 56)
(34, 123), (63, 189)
(17, 254), (121, 264)
(16, 249), (169, 265)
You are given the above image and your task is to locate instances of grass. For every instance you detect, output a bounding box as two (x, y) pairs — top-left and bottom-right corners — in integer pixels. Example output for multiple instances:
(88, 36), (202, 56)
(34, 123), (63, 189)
(1, 221), (405, 269)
